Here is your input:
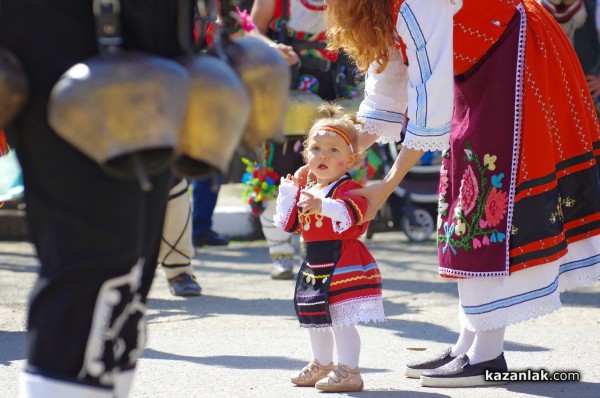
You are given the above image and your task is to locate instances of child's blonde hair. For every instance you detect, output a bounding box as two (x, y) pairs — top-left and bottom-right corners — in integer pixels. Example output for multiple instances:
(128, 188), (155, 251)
(303, 102), (365, 168)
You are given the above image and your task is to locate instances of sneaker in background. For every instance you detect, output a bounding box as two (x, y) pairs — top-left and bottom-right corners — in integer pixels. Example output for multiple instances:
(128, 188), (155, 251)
(167, 272), (202, 297)
(270, 257), (294, 280)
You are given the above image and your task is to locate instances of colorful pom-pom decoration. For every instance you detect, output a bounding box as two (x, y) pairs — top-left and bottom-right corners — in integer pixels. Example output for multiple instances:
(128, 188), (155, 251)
(240, 157), (279, 217)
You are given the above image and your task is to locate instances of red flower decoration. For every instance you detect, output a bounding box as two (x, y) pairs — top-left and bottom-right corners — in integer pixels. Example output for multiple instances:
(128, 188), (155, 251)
(458, 165), (478, 216)
(484, 188), (508, 227)
(438, 165), (449, 199)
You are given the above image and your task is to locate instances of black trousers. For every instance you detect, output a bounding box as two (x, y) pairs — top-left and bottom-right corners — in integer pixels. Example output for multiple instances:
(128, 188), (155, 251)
(0, 0), (191, 387)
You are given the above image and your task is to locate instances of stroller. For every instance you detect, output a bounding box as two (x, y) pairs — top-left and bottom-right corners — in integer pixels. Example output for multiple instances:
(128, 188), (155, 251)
(365, 141), (440, 242)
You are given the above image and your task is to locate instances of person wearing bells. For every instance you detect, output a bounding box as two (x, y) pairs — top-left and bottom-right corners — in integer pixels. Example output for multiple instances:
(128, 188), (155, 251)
(0, 1), (199, 397)
(273, 103), (384, 393)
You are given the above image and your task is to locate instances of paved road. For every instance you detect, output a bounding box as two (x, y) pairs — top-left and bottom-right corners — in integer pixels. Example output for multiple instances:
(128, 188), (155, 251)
(1, 232), (599, 398)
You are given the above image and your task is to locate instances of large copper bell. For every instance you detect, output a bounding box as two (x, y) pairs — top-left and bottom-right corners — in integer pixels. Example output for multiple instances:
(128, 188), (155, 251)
(0, 48), (29, 129)
(173, 53), (251, 178)
(47, 0), (190, 188)
(219, 36), (290, 149)
(171, 0), (251, 178)
(283, 90), (322, 136)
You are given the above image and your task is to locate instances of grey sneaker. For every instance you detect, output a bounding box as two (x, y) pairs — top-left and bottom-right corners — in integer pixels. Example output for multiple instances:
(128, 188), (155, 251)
(270, 258), (294, 280)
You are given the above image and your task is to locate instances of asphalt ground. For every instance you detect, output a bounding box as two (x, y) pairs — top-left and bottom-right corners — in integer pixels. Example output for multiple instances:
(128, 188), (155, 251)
(1, 231), (599, 398)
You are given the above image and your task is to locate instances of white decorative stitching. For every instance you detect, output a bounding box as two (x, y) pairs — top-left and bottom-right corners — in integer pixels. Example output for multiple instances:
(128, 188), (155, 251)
(505, 4), (527, 275)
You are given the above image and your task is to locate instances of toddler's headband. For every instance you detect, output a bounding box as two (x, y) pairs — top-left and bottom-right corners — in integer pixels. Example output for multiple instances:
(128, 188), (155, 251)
(315, 126), (354, 153)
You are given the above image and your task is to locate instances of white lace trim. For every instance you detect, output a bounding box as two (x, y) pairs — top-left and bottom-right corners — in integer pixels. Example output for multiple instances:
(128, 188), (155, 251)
(273, 183), (299, 230)
(328, 200), (352, 234)
(504, 4), (527, 274)
(458, 289), (562, 332)
(439, 267), (509, 278)
(329, 296), (385, 328)
(357, 110), (405, 144)
(402, 130), (450, 152)
(458, 256), (600, 331)
(558, 255), (600, 293)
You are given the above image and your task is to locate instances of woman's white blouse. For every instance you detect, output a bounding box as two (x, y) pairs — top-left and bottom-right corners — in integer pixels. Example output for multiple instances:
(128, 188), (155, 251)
(357, 0), (462, 152)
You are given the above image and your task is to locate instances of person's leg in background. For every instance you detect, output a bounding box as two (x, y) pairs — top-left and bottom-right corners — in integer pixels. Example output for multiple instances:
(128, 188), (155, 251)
(260, 137), (305, 280)
(191, 174), (230, 247)
(158, 178), (202, 297)
(16, 117), (173, 397)
(260, 200), (297, 280)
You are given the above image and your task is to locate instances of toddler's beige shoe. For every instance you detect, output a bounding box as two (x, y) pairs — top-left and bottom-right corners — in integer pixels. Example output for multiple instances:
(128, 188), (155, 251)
(315, 364), (364, 392)
(291, 360), (334, 387)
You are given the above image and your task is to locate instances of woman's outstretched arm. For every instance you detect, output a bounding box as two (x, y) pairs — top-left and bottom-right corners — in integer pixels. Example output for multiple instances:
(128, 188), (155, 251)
(352, 146), (423, 222)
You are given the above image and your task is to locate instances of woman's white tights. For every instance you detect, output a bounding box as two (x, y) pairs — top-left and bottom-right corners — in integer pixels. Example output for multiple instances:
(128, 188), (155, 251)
(452, 326), (506, 365)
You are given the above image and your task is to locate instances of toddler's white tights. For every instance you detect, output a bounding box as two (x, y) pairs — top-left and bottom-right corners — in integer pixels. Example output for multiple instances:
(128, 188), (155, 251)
(308, 325), (361, 369)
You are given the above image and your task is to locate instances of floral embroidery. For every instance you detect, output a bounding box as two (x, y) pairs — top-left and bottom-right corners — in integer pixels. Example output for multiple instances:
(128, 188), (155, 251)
(437, 141), (510, 253)
(441, 222), (457, 254)
(458, 165), (479, 216)
(549, 195), (576, 224)
(485, 188), (508, 227)
(439, 165), (449, 199)
(483, 153), (497, 171)
(455, 220), (466, 236)
(438, 165), (450, 230)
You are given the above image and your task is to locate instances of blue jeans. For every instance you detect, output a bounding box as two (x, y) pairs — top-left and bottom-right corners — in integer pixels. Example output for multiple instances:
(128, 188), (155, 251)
(191, 174), (222, 239)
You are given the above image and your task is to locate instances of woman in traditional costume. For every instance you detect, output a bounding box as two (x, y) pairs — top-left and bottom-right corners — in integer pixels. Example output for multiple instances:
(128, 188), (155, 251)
(325, 0), (600, 387)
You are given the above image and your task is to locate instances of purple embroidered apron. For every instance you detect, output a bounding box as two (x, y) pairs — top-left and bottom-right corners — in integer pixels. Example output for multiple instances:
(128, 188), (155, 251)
(437, 11), (521, 278)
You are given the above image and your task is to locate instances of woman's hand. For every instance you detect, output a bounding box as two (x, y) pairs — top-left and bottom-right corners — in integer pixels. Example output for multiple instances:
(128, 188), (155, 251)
(352, 146), (424, 222)
(350, 180), (397, 223)
(298, 191), (322, 215)
(272, 43), (300, 66)
(586, 75), (600, 98)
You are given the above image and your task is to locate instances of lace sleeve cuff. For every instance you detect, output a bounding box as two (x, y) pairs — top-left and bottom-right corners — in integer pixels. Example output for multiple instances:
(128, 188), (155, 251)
(273, 183), (299, 229)
(321, 198), (352, 234)
(357, 106), (407, 144)
(401, 122), (450, 152)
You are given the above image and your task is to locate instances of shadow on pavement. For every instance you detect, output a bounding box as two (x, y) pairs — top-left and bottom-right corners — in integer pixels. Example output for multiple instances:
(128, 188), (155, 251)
(382, 277), (457, 296)
(364, 318), (548, 353)
(0, 330), (26, 365)
(560, 290), (600, 307)
(146, 295), (296, 322)
(141, 349), (390, 375)
(345, 391), (451, 398)
(0, 252), (39, 274)
(505, 381), (600, 398)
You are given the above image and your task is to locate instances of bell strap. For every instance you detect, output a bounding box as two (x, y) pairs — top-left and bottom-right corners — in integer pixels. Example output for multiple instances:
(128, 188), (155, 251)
(93, 0), (123, 53)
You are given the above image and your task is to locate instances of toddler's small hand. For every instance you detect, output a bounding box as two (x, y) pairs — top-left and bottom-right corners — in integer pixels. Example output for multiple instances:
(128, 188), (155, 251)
(281, 174), (299, 186)
(298, 191), (322, 215)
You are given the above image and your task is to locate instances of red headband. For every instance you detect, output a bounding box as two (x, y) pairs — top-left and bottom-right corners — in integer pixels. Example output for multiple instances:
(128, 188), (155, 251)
(315, 126), (354, 153)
